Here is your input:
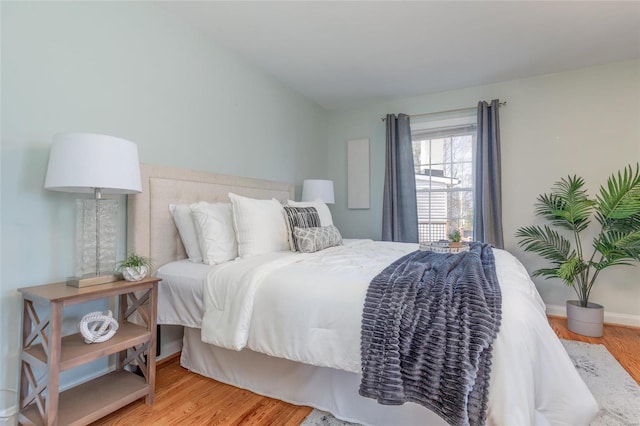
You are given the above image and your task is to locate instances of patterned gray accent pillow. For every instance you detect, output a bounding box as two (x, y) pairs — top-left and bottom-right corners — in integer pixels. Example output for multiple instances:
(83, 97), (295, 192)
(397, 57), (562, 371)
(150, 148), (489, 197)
(293, 225), (342, 253)
(283, 206), (321, 251)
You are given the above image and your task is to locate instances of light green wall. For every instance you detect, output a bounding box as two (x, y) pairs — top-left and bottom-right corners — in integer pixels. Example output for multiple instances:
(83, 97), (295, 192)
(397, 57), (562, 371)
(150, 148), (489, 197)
(0, 2), (327, 390)
(328, 59), (640, 318)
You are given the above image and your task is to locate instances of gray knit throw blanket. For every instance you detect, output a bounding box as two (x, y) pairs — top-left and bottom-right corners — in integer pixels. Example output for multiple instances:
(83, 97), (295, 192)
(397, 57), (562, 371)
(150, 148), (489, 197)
(360, 243), (501, 426)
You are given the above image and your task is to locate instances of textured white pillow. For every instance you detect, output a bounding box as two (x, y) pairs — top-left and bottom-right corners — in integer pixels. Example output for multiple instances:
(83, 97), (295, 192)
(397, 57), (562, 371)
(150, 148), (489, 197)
(229, 193), (289, 258)
(169, 204), (203, 263)
(287, 199), (333, 226)
(190, 202), (238, 265)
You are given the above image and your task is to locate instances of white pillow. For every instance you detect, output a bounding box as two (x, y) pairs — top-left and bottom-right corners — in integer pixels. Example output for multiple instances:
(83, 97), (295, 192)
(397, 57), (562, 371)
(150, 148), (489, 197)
(229, 193), (289, 258)
(169, 204), (203, 263)
(190, 202), (237, 265)
(287, 199), (333, 226)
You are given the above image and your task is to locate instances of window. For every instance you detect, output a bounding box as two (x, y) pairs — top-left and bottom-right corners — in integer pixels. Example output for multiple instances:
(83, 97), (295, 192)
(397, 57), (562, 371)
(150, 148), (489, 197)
(411, 116), (476, 245)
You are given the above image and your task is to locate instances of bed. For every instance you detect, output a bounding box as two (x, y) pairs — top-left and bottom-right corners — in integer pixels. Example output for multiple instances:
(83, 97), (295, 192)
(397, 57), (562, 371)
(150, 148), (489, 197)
(127, 163), (599, 426)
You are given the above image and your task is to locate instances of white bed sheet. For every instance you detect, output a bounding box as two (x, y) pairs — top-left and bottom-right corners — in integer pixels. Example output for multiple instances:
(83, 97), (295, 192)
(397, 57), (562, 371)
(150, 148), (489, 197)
(155, 259), (212, 328)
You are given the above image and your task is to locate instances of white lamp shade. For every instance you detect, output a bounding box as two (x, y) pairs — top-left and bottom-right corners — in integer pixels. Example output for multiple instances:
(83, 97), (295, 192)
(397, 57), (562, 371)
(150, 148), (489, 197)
(301, 179), (335, 204)
(44, 133), (142, 194)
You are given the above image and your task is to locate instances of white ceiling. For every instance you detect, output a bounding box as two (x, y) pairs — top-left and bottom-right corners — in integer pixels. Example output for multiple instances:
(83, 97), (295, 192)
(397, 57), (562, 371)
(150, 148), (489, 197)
(162, 1), (640, 110)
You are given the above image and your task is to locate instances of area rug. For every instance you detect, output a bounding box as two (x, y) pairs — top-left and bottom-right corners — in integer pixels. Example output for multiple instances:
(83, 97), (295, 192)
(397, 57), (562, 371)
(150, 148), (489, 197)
(301, 340), (640, 426)
(562, 340), (640, 426)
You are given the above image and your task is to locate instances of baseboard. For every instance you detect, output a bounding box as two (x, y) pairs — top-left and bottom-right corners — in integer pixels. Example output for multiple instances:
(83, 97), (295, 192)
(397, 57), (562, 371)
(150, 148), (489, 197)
(159, 338), (183, 360)
(546, 304), (640, 327)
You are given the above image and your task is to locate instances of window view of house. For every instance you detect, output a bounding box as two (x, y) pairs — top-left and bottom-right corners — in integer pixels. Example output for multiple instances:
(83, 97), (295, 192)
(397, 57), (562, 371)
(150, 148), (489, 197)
(412, 123), (475, 245)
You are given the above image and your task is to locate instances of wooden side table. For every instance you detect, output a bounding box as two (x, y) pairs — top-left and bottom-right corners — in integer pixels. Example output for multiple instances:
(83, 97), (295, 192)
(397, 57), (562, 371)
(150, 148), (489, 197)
(17, 277), (160, 426)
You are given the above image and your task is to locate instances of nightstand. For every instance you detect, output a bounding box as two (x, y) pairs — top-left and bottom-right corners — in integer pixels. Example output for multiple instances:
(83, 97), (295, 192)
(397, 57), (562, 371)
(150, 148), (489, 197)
(17, 276), (160, 426)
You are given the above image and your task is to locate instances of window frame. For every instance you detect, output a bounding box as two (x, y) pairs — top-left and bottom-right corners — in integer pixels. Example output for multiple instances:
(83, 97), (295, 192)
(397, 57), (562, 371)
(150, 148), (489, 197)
(411, 114), (477, 244)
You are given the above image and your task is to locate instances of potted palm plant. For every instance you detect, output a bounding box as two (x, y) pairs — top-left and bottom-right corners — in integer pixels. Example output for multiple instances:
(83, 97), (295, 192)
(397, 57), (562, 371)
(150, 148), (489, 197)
(516, 164), (640, 337)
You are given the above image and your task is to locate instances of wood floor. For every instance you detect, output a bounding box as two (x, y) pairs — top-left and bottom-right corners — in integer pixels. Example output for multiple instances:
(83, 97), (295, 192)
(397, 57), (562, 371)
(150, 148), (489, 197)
(93, 318), (639, 425)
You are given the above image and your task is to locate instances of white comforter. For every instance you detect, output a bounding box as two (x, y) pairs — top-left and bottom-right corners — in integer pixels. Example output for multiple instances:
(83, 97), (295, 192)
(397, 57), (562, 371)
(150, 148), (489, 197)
(200, 240), (598, 425)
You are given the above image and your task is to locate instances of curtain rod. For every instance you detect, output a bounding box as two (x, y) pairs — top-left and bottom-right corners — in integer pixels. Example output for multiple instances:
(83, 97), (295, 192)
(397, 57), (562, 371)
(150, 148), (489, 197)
(380, 101), (507, 121)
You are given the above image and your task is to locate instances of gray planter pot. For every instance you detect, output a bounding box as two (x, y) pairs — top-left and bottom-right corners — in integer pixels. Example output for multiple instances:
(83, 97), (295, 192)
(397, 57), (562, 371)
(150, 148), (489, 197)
(566, 300), (604, 337)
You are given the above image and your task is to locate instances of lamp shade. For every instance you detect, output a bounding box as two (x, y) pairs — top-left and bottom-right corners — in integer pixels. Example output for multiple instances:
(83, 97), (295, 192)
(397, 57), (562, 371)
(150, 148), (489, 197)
(301, 179), (335, 204)
(44, 133), (142, 194)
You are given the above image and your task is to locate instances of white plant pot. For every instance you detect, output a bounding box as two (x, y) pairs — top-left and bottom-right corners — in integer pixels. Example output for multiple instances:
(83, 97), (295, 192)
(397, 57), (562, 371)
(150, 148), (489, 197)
(121, 266), (148, 282)
(566, 300), (604, 337)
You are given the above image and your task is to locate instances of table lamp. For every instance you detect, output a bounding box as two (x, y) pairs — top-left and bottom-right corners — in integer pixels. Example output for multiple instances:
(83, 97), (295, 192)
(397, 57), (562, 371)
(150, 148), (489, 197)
(301, 179), (335, 204)
(44, 133), (142, 287)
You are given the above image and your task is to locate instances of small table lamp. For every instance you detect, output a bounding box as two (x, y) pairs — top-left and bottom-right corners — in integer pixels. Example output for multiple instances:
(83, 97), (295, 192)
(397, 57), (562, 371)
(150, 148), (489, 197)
(44, 133), (142, 287)
(301, 179), (335, 204)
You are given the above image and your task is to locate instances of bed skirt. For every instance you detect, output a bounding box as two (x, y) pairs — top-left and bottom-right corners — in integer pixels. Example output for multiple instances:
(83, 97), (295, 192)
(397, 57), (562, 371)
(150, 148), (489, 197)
(181, 327), (447, 426)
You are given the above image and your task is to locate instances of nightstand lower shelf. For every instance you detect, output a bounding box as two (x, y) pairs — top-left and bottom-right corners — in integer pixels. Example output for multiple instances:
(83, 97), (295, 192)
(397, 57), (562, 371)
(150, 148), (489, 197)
(23, 323), (150, 371)
(20, 370), (148, 426)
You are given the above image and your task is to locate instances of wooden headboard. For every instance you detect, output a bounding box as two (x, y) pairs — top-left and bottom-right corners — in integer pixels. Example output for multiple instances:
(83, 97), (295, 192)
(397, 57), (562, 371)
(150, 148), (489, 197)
(127, 164), (295, 268)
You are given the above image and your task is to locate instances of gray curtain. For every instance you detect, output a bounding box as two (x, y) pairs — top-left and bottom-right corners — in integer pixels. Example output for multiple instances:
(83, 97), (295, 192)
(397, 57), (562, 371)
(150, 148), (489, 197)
(474, 100), (504, 248)
(382, 114), (419, 243)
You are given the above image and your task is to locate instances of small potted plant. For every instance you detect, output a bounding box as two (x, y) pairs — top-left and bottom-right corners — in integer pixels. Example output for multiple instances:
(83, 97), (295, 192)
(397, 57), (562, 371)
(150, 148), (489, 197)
(117, 253), (154, 282)
(449, 229), (463, 248)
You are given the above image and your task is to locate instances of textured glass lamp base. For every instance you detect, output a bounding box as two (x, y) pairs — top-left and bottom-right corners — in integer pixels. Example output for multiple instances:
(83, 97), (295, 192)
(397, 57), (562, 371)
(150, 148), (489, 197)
(75, 198), (119, 279)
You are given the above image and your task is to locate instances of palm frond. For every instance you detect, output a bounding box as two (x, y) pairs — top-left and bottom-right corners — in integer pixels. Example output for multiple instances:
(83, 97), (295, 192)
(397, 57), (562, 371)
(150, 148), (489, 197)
(531, 268), (562, 280)
(594, 230), (640, 264)
(535, 194), (573, 230)
(535, 176), (594, 232)
(595, 164), (640, 224)
(600, 213), (640, 234)
(531, 267), (580, 289)
(557, 257), (584, 285)
(515, 225), (574, 263)
(592, 259), (635, 270)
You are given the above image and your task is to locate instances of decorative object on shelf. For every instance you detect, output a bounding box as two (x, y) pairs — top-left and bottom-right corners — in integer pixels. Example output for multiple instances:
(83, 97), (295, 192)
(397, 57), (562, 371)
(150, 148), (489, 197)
(44, 133), (142, 287)
(516, 164), (640, 337)
(79, 310), (119, 344)
(448, 229), (463, 248)
(117, 253), (154, 281)
(420, 240), (470, 254)
(302, 179), (335, 204)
